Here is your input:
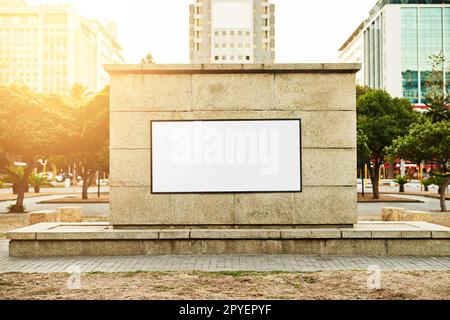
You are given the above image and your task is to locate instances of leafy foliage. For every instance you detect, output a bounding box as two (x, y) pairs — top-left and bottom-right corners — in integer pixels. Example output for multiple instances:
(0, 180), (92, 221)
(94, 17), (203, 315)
(28, 172), (48, 186)
(357, 89), (417, 198)
(423, 54), (449, 122)
(393, 175), (411, 186)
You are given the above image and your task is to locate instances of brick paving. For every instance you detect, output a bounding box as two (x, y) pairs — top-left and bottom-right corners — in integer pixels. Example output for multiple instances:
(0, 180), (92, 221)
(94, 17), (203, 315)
(0, 240), (449, 273)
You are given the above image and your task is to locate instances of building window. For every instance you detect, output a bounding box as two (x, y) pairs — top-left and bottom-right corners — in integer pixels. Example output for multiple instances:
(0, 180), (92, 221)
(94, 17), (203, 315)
(215, 56), (219, 61)
(246, 56), (250, 61)
(222, 55), (226, 60)
(222, 43), (226, 48)
(222, 31), (226, 36)
(214, 43), (219, 48)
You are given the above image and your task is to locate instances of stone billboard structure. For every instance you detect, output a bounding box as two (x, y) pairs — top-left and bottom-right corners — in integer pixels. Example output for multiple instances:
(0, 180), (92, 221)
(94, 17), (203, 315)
(109, 64), (358, 228)
(7, 64), (450, 257)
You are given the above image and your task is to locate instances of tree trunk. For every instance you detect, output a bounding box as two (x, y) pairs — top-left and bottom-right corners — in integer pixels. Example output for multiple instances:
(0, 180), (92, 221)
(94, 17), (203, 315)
(34, 185), (40, 193)
(81, 172), (96, 200)
(14, 182), (25, 211)
(439, 178), (449, 212)
(13, 169), (31, 213)
(399, 185), (405, 193)
(82, 176), (89, 200)
(424, 185), (429, 192)
(368, 161), (381, 199)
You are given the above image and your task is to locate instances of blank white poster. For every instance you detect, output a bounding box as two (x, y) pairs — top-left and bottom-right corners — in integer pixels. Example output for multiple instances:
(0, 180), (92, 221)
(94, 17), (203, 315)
(151, 120), (302, 193)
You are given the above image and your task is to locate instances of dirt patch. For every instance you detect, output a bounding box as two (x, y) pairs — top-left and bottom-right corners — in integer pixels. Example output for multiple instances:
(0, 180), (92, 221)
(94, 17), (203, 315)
(358, 194), (422, 203)
(38, 194), (109, 204)
(0, 271), (448, 300)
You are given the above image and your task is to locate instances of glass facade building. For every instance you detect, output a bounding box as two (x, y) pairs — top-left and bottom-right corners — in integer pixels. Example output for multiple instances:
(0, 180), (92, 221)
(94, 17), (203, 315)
(401, 6), (449, 104)
(341, 0), (450, 105)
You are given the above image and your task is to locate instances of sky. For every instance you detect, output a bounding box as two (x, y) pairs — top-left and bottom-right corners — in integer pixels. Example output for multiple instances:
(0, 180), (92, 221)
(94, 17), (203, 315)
(27, 0), (379, 64)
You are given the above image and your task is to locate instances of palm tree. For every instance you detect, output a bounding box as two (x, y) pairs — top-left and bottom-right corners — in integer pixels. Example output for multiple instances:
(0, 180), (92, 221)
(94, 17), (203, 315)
(67, 84), (93, 106)
(140, 53), (154, 64)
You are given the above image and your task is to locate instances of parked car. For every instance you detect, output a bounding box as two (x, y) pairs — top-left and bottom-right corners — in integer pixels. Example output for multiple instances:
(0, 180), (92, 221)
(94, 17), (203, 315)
(55, 173), (82, 183)
(55, 173), (72, 182)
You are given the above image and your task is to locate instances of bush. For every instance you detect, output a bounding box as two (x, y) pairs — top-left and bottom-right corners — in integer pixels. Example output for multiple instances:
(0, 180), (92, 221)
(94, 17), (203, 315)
(393, 175), (412, 193)
(28, 172), (48, 193)
(421, 178), (434, 192)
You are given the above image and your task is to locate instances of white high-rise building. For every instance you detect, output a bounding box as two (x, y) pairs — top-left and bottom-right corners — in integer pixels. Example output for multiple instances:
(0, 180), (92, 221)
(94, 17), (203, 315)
(0, 0), (124, 94)
(339, 0), (450, 107)
(189, 0), (275, 64)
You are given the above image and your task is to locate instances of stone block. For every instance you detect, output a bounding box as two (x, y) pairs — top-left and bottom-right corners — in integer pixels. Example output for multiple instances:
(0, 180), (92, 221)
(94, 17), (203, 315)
(192, 74), (274, 111)
(190, 229), (281, 239)
(234, 193), (294, 225)
(158, 230), (190, 239)
(381, 207), (406, 221)
(386, 239), (450, 256)
(400, 231), (431, 239)
(371, 231), (402, 238)
(281, 240), (325, 254)
(223, 240), (266, 254)
(404, 211), (432, 223)
(432, 231), (450, 239)
(9, 240), (83, 257)
(324, 239), (387, 255)
(281, 229), (341, 239)
(56, 207), (82, 223)
(341, 230), (372, 239)
(29, 210), (58, 225)
(274, 73), (355, 111)
(110, 149), (150, 187)
(302, 149), (356, 186)
(110, 74), (192, 112)
(293, 187), (357, 225)
(172, 194), (234, 225)
(81, 240), (144, 256)
(110, 187), (172, 226)
(110, 112), (173, 149)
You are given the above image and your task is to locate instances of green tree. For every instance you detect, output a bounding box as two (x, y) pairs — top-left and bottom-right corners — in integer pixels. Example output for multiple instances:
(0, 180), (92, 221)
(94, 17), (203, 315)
(0, 86), (66, 212)
(356, 85), (373, 100)
(357, 90), (418, 199)
(68, 86), (110, 199)
(387, 119), (450, 211)
(423, 54), (449, 122)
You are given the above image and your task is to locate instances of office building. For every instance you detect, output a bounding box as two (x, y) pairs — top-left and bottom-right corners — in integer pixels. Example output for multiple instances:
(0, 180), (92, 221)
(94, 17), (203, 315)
(0, 0), (124, 93)
(189, 0), (275, 64)
(339, 0), (450, 106)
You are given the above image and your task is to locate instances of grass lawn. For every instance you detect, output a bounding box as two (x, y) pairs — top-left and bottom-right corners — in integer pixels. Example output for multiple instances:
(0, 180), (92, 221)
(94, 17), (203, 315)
(0, 271), (449, 300)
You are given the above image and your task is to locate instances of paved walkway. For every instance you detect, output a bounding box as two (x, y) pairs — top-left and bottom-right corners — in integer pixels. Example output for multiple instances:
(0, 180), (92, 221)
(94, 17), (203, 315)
(1, 240), (449, 273)
(0, 194), (109, 217)
(358, 194), (450, 215)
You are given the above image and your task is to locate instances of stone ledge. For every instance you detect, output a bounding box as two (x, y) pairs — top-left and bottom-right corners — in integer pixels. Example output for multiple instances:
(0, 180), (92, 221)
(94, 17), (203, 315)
(8, 238), (450, 257)
(7, 222), (450, 241)
(105, 63), (361, 75)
